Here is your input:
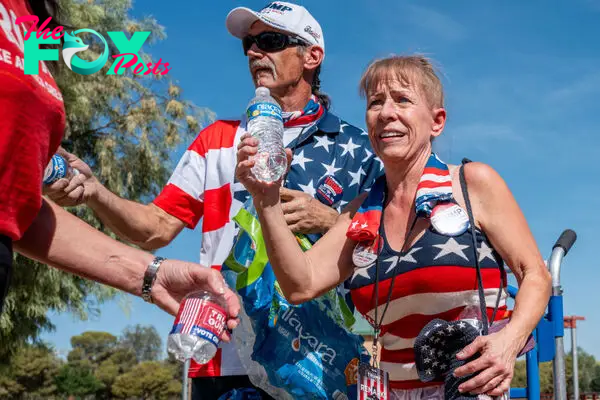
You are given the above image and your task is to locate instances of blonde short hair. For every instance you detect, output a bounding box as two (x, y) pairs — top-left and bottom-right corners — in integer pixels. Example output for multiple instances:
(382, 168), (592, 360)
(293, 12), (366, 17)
(359, 54), (444, 109)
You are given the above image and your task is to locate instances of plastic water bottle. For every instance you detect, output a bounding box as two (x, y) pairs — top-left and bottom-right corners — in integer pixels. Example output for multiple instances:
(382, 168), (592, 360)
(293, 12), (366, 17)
(246, 87), (287, 183)
(167, 290), (228, 364)
(458, 304), (484, 334)
(43, 154), (79, 185)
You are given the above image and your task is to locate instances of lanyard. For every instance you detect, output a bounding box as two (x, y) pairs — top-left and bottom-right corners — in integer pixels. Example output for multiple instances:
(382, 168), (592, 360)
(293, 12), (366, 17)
(370, 192), (419, 368)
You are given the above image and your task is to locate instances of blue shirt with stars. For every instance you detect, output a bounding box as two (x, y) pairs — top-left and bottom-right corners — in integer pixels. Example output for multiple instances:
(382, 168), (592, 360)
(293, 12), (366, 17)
(234, 108), (384, 241)
(232, 108), (384, 312)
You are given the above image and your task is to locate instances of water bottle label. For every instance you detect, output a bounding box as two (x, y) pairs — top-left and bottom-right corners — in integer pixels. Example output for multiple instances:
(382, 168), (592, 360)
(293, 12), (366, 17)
(170, 298), (227, 346)
(247, 102), (282, 122)
(43, 154), (68, 185)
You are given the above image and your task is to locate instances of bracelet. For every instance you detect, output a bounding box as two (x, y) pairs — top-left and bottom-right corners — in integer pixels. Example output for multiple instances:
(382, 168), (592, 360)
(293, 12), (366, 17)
(141, 256), (166, 303)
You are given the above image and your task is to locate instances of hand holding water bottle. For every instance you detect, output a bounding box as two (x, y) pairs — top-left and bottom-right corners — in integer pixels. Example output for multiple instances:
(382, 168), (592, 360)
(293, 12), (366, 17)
(43, 147), (94, 207)
(167, 289), (232, 365)
(236, 131), (293, 201)
(246, 87), (288, 183)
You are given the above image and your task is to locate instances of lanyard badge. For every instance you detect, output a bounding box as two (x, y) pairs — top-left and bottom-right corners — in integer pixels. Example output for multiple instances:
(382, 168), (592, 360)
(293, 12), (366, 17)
(358, 362), (390, 400)
(357, 325), (390, 400)
(357, 209), (420, 399)
(357, 238), (390, 399)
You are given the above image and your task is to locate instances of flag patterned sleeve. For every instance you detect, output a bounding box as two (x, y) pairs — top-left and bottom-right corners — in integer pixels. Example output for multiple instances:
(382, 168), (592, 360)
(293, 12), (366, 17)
(153, 129), (208, 229)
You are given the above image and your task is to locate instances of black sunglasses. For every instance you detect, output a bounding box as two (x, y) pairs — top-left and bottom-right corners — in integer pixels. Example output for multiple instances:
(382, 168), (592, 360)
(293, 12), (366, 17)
(242, 31), (309, 55)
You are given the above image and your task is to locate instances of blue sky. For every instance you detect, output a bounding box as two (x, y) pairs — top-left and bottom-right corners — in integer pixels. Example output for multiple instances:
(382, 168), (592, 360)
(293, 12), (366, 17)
(41, 0), (600, 362)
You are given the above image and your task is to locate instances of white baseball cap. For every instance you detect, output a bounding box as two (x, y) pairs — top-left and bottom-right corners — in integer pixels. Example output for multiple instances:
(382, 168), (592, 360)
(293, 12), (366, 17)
(226, 1), (325, 55)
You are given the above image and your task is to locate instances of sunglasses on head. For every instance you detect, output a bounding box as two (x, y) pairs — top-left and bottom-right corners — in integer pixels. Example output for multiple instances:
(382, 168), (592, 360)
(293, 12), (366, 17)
(242, 31), (309, 55)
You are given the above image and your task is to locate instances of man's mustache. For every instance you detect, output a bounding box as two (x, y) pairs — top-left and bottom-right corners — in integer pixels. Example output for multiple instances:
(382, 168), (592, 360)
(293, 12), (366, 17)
(250, 59), (277, 78)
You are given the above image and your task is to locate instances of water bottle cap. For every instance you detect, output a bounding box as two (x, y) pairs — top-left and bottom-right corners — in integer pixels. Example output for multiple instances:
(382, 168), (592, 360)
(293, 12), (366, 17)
(255, 86), (270, 96)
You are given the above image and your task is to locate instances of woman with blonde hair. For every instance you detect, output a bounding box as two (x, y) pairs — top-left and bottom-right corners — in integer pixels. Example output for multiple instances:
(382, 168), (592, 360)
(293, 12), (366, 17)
(235, 54), (550, 399)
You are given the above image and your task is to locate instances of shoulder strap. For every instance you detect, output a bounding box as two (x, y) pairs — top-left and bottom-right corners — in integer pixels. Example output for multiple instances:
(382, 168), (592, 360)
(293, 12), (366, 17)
(459, 158), (503, 335)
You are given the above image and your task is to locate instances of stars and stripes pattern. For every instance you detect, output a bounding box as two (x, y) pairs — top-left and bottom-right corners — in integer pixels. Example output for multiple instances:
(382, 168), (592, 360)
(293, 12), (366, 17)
(346, 177), (386, 243)
(170, 298), (227, 347)
(415, 153), (454, 217)
(282, 94), (324, 127)
(153, 108), (382, 378)
(171, 298), (208, 335)
(412, 316), (535, 398)
(347, 153), (454, 244)
(359, 363), (390, 400)
(413, 318), (480, 384)
(346, 153), (509, 390)
(349, 226), (509, 390)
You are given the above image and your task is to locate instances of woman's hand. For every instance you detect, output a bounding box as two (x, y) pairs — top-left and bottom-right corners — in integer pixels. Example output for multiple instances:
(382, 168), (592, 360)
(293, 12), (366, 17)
(43, 147), (96, 207)
(152, 259), (240, 342)
(453, 329), (524, 397)
(235, 133), (292, 206)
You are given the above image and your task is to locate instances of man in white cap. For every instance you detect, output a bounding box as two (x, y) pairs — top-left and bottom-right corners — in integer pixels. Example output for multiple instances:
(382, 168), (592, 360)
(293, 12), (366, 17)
(226, 0), (330, 111)
(44, 1), (383, 398)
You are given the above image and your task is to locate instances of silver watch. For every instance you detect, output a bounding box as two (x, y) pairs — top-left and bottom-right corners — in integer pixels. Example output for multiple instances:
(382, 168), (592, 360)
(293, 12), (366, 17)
(141, 256), (166, 303)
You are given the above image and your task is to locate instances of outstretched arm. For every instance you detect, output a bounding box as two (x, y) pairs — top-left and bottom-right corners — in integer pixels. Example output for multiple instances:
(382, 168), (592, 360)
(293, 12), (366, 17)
(236, 134), (360, 304)
(14, 198), (240, 328)
(43, 148), (186, 250)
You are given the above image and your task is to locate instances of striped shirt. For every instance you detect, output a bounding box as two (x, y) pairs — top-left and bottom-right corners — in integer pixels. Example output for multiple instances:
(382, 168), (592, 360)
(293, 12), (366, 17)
(348, 216), (509, 390)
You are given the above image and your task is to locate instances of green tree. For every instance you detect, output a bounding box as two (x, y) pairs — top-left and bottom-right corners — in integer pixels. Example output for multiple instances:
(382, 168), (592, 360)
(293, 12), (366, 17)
(590, 364), (600, 392)
(0, 343), (61, 398)
(68, 331), (118, 367)
(55, 364), (104, 398)
(514, 348), (600, 395)
(120, 324), (163, 362)
(565, 347), (598, 394)
(0, 0), (213, 361)
(538, 362), (555, 393)
(94, 347), (138, 398)
(164, 353), (184, 384)
(59, 330), (142, 398)
(0, 373), (22, 399)
(512, 359), (527, 388)
(513, 359), (554, 394)
(111, 361), (181, 399)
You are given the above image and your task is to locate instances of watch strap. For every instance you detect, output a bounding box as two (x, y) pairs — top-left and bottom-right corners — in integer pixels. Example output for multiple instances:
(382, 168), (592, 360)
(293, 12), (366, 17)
(142, 256), (166, 303)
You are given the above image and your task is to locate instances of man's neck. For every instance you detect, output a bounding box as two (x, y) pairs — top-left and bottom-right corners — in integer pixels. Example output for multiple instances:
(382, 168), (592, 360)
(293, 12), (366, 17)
(271, 82), (313, 112)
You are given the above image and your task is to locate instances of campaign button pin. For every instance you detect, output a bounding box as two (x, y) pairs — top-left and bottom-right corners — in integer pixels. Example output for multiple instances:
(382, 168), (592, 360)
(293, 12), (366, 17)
(352, 239), (379, 267)
(315, 175), (344, 206)
(430, 203), (470, 236)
